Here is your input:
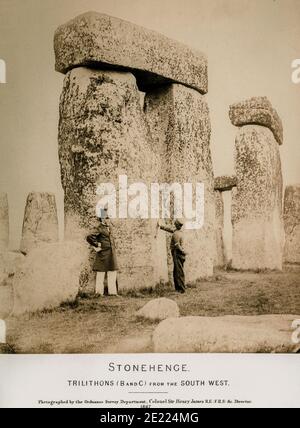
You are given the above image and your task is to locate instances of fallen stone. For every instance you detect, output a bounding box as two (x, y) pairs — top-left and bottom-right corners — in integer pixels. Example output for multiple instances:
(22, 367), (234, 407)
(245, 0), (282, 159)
(153, 315), (300, 353)
(20, 192), (59, 255)
(229, 96), (283, 146)
(12, 241), (90, 315)
(136, 298), (180, 321)
(232, 125), (284, 270)
(214, 175), (237, 192)
(54, 12), (208, 94)
(0, 193), (9, 251)
(284, 185), (300, 264)
(145, 84), (215, 281)
(214, 191), (225, 268)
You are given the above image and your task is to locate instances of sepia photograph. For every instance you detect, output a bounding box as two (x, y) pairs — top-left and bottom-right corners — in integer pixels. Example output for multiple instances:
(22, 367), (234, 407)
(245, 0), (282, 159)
(0, 0), (300, 364)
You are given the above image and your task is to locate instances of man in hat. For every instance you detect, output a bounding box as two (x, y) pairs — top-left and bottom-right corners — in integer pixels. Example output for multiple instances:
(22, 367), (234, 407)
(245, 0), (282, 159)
(86, 208), (118, 296)
(158, 219), (186, 293)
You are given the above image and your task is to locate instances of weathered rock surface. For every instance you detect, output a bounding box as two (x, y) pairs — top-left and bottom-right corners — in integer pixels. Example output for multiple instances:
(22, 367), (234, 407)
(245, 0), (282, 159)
(12, 242), (89, 315)
(20, 192), (59, 255)
(59, 68), (168, 291)
(54, 12), (208, 94)
(136, 298), (180, 321)
(153, 315), (299, 353)
(284, 185), (300, 264)
(0, 193), (9, 251)
(232, 125), (284, 270)
(214, 175), (237, 192)
(214, 191), (225, 268)
(229, 97), (283, 146)
(145, 84), (215, 282)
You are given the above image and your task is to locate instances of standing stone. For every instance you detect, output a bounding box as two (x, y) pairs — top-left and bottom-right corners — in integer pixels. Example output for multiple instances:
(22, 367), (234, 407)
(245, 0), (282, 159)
(214, 191), (225, 268)
(54, 12), (208, 94)
(145, 84), (215, 281)
(20, 192), (59, 254)
(0, 193), (9, 251)
(284, 185), (300, 264)
(231, 125), (284, 270)
(58, 68), (168, 291)
(229, 96), (283, 146)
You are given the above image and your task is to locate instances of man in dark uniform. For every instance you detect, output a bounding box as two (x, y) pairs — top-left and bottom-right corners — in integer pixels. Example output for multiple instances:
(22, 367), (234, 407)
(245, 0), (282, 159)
(86, 208), (118, 296)
(158, 219), (186, 294)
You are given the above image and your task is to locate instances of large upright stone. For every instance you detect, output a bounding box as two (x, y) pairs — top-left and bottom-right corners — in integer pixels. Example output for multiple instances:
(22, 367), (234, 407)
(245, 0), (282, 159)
(58, 68), (168, 291)
(214, 191), (225, 268)
(54, 12), (208, 94)
(20, 193), (59, 254)
(229, 96), (283, 146)
(231, 125), (284, 270)
(145, 84), (215, 281)
(0, 193), (9, 251)
(284, 185), (300, 264)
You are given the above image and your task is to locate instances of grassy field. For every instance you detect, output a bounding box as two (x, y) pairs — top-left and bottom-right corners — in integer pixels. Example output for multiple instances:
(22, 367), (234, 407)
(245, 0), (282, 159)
(4, 266), (300, 354)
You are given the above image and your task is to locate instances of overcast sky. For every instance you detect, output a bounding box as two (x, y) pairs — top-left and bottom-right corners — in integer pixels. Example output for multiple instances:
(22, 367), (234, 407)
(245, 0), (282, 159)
(0, 0), (300, 249)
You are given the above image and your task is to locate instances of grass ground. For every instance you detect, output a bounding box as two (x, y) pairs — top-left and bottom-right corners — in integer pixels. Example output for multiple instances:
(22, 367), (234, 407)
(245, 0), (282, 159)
(5, 266), (300, 354)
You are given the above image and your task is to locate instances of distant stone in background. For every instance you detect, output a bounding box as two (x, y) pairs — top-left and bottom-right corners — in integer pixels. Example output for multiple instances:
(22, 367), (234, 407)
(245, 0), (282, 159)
(214, 191), (225, 268)
(0, 251), (25, 285)
(0, 193), (9, 251)
(20, 192), (59, 255)
(13, 241), (89, 315)
(153, 315), (299, 353)
(229, 96), (283, 146)
(284, 185), (300, 264)
(54, 12), (208, 94)
(0, 319), (6, 343)
(136, 298), (180, 322)
(214, 175), (237, 192)
(145, 84), (215, 282)
(230, 97), (284, 270)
